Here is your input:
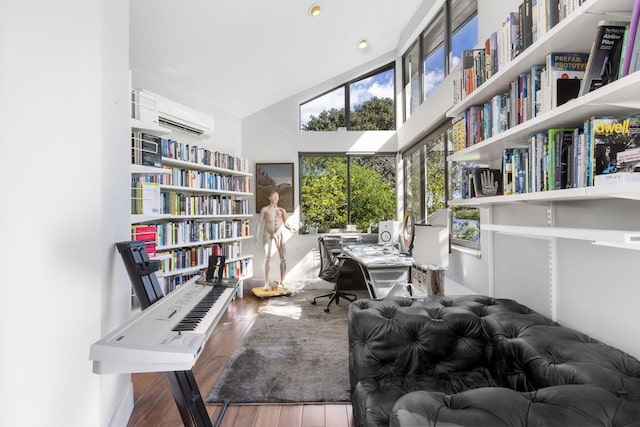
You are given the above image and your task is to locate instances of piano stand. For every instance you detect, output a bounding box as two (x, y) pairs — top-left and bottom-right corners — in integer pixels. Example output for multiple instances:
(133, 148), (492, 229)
(94, 243), (241, 426)
(165, 370), (212, 427)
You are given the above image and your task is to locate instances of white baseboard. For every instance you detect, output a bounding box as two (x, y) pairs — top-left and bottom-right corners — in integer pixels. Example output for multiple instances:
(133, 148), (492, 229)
(109, 382), (134, 427)
(244, 278), (332, 291)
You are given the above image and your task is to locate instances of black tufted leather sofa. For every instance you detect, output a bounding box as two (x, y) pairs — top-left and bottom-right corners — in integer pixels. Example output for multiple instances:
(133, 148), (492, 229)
(348, 295), (640, 427)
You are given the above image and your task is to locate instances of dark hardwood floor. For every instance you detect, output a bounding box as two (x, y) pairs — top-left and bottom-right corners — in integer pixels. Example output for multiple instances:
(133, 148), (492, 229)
(127, 290), (354, 427)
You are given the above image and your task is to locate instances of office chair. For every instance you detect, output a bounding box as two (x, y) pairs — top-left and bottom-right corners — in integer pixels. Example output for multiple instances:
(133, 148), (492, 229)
(311, 236), (358, 312)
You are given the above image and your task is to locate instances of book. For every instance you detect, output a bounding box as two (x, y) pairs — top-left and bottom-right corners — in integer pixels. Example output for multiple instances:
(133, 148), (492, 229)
(503, 148), (516, 195)
(546, 0), (559, 32)
(461, 49), (476, 97)
(490, 31), (499, 76)
(521, 0), (534, 52)
(132, 224), (157, 257)
(537, 0), (548, 41)
(579, 20), (629, 96)
(531, 0), (539, 44)
(554, 129), (577, 189)
(484, 36), (493, 81)
(547, 128), (575, 190)
(588, 117), (640, 178)
(530, 65), (545, 117)
(621, 0), (640, 77)
(466, 105), (484, 146)
(451, 114), (467, 153)
(139, 133), (162, 167)
(499, 11), (521, 68)
(509, 12), (522, 60)
(545, 52), (589, 110)
(137, 181), (161, 215)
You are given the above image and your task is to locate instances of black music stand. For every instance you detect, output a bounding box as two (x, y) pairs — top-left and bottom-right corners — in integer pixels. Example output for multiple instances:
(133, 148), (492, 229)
(116, 241), (214, 427)
(116, 241), (164, 309)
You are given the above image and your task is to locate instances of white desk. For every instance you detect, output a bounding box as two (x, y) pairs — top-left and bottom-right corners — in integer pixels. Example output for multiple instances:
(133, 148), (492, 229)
(342, 244), (413, 299)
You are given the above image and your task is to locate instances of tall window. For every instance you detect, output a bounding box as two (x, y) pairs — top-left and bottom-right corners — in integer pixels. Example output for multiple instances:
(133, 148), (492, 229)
(402, 0), (477, 121)
(422, 10), (446, 101)
(300, 64), (395, 131)
(404, 146), (425, 223)
(403, 122), (449, 224)
(450, 1), (479, 70)
(403, 41), (420, 121)
(300, 153), (396, 232)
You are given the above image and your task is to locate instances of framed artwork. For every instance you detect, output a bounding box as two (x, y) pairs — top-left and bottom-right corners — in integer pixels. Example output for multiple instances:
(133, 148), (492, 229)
(255, 163), (294, 213)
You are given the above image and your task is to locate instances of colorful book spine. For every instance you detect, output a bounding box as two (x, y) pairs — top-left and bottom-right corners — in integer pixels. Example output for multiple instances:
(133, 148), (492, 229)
(621, 0), (640, 77)
(579, 20), (629, 96)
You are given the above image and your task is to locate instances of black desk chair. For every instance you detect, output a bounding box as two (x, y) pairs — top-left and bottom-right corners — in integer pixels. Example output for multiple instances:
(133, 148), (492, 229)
(312, 236), (357, 312)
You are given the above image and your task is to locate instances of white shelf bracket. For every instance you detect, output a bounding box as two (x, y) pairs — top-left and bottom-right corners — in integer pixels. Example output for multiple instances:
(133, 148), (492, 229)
(547, 202), (558, 321)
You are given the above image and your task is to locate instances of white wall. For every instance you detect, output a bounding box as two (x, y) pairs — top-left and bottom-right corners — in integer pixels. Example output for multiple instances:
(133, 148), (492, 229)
(0, 1), (131, 426)
(488, 199), (640, 358)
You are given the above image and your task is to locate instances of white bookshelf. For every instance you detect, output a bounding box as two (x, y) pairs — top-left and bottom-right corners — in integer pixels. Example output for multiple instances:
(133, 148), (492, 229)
(446, 0), (640, 322)
(129, 98), (254, 293)
(448, 0), (640, 210)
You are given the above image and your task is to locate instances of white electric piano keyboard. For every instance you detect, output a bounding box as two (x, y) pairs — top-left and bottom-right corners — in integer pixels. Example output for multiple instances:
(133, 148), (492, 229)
(90, 276), (237, 375)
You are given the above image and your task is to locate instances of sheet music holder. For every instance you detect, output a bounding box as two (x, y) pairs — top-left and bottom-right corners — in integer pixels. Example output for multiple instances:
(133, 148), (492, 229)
(116, 240), (164, 309)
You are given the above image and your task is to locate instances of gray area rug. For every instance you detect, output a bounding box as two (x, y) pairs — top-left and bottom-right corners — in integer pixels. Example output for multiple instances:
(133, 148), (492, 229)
(206, 290), (367, 404)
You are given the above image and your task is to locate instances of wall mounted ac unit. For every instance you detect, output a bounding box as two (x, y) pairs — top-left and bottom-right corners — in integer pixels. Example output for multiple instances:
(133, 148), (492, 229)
(138, 89), (214, 137)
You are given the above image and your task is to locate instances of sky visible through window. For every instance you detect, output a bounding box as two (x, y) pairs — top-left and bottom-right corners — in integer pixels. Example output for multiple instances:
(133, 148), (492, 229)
(300, 13), (477, 128)
(300, 68), (394, 128)
(423, 15), (477, 100)
(349, 68), (394, 111)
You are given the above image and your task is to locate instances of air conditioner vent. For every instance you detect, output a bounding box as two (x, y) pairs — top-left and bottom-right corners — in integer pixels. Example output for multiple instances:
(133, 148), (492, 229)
(134, 89), (214, 138)
(158, 116), (207, 136)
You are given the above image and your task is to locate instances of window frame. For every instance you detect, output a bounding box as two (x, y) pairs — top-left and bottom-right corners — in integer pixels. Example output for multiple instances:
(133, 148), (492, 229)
(401, 0), (477, 122)
(402, 120), (450, 225)
(299, 62), (396, 131)
(298, 152), (397, 232)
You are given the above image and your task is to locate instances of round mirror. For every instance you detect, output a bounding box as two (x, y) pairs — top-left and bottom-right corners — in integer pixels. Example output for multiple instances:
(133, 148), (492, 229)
(402, 211), (415, 252)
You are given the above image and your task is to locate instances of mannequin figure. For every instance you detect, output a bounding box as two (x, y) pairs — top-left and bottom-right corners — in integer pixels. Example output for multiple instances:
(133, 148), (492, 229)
(256, 191), (296, 290)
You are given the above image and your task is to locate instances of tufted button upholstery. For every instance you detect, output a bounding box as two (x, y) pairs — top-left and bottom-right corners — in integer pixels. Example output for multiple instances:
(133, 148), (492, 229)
(390, 385), (640, 427)
(348, 295), (640, 427)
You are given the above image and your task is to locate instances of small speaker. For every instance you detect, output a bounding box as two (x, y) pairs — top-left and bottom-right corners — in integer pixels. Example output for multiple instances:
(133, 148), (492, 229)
(378, 221), (400, 244)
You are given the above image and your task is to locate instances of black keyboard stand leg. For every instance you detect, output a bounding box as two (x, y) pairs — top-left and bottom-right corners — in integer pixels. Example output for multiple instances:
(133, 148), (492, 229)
(165, 370), (213, 427)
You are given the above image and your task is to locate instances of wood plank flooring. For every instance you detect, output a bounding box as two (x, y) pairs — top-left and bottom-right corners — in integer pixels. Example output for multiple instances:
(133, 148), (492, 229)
(127, 291), (354, 427)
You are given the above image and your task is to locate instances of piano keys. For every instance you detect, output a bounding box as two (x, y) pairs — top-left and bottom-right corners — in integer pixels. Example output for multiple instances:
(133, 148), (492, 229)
(90, 276), (238, 375)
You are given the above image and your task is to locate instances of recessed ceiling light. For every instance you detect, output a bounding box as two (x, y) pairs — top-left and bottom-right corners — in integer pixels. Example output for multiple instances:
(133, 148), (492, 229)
(358, 39), (368, 49)
(309, 4), (321, 17)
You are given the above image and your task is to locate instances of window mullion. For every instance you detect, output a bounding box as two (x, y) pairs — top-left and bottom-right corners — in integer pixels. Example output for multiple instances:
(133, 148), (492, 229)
(346, 156), (351, 224)
(344, 83), (351, 130)
(444, 0), (452, 74)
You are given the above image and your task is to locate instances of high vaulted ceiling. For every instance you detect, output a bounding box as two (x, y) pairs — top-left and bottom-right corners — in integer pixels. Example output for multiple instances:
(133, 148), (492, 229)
(130, 0), (428, 119)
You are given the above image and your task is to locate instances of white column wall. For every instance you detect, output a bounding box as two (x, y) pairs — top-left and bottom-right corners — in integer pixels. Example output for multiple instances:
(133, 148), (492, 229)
(0, 1), (131, 426)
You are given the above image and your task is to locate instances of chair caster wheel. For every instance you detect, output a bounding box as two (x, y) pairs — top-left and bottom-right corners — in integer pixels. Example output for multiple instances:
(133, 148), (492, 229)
(311, 300), (316, 305)
(324, 308), (330, 313)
